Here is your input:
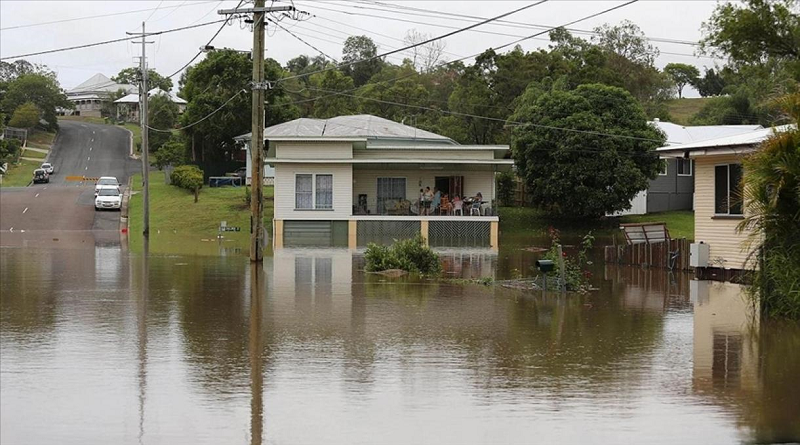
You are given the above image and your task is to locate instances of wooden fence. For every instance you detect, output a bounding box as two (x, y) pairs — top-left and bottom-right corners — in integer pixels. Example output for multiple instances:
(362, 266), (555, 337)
(604, 238), (692, 271)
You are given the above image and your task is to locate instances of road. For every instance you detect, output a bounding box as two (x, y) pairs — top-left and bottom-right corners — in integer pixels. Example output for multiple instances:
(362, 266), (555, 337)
(0, 120), (139, 238)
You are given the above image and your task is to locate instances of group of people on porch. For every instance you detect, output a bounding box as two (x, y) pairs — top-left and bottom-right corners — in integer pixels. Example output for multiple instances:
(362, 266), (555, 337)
(417, 187), (487, 216)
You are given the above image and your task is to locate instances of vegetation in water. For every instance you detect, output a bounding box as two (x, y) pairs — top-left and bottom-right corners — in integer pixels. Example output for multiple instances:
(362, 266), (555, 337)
(738, 93), (800, 319)
(365, 235), (442, 276)
(540, 227), (595, 292)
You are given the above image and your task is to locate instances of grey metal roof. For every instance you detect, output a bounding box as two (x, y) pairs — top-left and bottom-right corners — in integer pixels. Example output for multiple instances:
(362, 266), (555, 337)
(239, 115), (457, 144)
(652, 120), (763, 146)
(68, 73), (137, 95)
(114, 88), (186, 104)
(658, 124), (795, 153)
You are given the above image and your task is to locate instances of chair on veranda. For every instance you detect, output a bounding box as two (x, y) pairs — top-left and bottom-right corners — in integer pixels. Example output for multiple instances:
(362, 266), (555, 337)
(453, 199), (463, 216)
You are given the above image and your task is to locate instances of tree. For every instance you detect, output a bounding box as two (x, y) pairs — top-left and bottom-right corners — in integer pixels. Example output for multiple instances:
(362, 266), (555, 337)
(403, 29), (447, 72)
(102, 89), (127, 119)
(592, 20), (659, 66)
(113, 67), (173, 92)
(179, 50), (298, 162)
(170, 165), (204, 202)
(341, 36), (383, 86)
(148, 93), (179, 152)
(738, 93), (800, 318)
(1, 74), (69, 130)
(8, 102), (40, 128)
(664, 63), (700, 98)
(700, 0), (800, 71)
(153, 135), (187, 169)
(695, 68), (726, 97)
(0, 138), (21, 163)
(510, 83), (665, 218)
(310, 70), (357, 118)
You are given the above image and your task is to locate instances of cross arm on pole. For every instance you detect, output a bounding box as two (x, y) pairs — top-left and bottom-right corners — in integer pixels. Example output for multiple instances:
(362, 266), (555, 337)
(218, 6), (294, 14)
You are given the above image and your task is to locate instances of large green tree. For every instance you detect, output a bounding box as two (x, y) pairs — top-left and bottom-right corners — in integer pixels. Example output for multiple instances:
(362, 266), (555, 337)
(695, 68), (726, 97)
(148, 93), (179, 152)
(8, 102), (40, 128)
(664, 63), (700, 98)
(341, 36), (383, 87)
(310, 70), (357, 118)
(179, 50), (298, 162)
(510, 83), (664, 218)
(113, 67), (173, 92)
(1, 73), (69, 130)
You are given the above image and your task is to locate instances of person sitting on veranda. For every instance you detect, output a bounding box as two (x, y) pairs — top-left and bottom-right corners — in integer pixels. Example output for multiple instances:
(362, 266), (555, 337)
(452, 195), (464, 215)
(439, 193), (453, 215)
(471, 192), (483, 215)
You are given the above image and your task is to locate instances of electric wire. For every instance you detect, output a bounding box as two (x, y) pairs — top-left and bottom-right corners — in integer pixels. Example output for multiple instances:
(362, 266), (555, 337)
(146, 89), (247, 132)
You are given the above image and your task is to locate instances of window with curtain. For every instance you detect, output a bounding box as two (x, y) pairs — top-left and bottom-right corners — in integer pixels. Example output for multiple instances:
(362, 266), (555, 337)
(714, 164), (743, 215)
(315, 174), (333, 209)
(295, 174), (313, 209)
(377, 177), (406, 213)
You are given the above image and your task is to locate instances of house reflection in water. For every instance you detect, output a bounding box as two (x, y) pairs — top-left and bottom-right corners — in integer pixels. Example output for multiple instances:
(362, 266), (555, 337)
(691, 280), (759, 394)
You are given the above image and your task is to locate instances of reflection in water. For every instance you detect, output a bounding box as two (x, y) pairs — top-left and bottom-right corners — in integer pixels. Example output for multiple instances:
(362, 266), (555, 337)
(1, 245), (799, 444)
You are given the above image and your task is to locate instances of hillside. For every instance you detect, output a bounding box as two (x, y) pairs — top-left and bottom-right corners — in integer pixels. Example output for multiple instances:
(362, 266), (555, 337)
(665, 97), (711, 125)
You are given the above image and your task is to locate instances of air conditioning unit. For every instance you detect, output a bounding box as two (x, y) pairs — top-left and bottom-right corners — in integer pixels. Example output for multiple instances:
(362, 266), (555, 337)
(690, 242), (710, 268)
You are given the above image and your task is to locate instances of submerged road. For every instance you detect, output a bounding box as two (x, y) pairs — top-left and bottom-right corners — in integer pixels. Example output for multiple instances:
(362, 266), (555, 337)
(0, 120), (139, 236)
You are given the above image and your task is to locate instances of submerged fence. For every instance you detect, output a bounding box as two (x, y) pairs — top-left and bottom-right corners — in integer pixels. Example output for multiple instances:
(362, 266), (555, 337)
(604, 238), (692, 271)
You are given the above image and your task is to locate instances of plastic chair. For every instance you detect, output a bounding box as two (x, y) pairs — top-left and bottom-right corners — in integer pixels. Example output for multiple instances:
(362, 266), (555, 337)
(453, 201), (463, 216)
(470, 203), (481, 216)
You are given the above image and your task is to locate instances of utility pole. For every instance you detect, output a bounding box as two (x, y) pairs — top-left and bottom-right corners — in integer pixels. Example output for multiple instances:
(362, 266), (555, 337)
(219, 2), (293, 262)
(127, 23), (154, 236)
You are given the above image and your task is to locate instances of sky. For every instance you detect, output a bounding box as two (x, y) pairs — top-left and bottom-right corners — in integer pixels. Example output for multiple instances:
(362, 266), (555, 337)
(0, 0), (726, 97)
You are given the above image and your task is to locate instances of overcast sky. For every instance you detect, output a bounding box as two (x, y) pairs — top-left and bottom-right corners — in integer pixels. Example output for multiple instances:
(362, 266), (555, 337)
(0, 1), (725, 97)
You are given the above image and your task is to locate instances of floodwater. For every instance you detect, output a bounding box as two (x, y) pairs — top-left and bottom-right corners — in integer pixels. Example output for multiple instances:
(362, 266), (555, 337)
(1, 234), (799, 444)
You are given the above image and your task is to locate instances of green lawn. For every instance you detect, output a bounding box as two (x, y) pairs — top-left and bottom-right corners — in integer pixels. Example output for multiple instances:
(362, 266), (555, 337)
(0, 159), (41, 187)
(665, 98), (710, 125)
(59, 115), (106, 125)
(27, 130), (56, 147)
(498, 207), (694, 241)
(619, 210), (694, 240)
(128, 172), (274, 234)
(22, 149), (47, 159)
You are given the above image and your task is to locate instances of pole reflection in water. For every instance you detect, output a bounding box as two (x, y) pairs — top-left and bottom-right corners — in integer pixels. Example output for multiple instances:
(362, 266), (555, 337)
(249, 262), (264, 445)
(137, 237), (149, 444)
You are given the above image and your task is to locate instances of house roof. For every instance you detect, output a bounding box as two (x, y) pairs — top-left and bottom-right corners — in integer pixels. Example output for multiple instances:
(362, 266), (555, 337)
(114, 88), (187, 104)
(238, 115), (457, 145)
(657, 124), (795, 156)
(651, 120), (763, 146)
(68, 73), (137, 95)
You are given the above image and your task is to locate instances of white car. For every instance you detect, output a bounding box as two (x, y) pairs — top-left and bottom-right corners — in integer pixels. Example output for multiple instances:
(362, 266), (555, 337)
(41, 162), (54, 175)
(95, 186), (122, 210)
(95, 176), (119, 196)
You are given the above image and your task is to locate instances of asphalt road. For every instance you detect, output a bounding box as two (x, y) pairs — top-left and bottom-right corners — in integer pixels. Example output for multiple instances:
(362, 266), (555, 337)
(0, 120), (139, 237)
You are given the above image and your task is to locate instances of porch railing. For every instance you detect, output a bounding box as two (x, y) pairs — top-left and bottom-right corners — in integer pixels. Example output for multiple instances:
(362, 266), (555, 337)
(352, 200), (497, 217)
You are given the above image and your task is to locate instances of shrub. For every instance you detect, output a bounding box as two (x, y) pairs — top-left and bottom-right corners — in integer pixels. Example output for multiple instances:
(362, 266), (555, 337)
(170, 165), (204, 202)
(365, 235), (442, 276)
(153, 136), (187, 170)
(8, 102), (40, 128)
(0, 138), (22, 163)
(496, 171), (516, 206)
(540, 227), (595, 292)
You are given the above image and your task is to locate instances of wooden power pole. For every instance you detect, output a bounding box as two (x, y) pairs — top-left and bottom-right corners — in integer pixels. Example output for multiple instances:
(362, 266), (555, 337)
(219, 1), (293, 262)
(127, 23), (154, 236)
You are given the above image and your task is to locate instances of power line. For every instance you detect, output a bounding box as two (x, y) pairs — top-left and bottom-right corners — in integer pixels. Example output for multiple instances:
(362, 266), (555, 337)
(277, 0), (551, 84)
(1, 19), (229, 61)
(165, 0), (245, 79)
(0, 1), (218, 31)
(147, 89), (247, 132)
(270, 18), (339, 63)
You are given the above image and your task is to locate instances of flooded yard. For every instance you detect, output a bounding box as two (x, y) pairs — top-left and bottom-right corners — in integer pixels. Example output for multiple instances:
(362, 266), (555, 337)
(1, 235), (799, 444)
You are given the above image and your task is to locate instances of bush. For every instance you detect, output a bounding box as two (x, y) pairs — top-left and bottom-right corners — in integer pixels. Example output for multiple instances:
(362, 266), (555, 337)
(8, 102), (40, 128)
(540, 227), (595, 292)
(153, 136), (187, 170)
(0, 138), (22, 163)
(170, 165), (204, 202)
(365, 235), (442, 276)
(496, 171), (516, 206)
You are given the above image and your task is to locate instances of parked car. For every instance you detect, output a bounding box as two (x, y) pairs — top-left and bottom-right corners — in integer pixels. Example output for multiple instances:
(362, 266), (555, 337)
(32, 168), (49, 184)
(41, 162), (54, 175)
(94, 186), (122, 210)
(95, 176), (120, 196)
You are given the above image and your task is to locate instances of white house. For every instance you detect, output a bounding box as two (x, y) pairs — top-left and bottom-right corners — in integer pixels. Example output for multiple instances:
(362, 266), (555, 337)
(113, 88), (187, 122)
(64, 73), (137, 118)
(657, 125), (793, 272)
(237, 115), (513, 249)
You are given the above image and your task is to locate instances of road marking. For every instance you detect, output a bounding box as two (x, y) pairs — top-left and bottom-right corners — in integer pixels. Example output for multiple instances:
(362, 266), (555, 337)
(90, 147), (93, 151)
(85, 166), (88, 170)
(8, 227), (12, 232)
(22, 207), (28, 214)
(43, 187), (47, 190)
(92, 131), (95, 135)
(34, 193), (39, 198)
(87, 157), (90, 161)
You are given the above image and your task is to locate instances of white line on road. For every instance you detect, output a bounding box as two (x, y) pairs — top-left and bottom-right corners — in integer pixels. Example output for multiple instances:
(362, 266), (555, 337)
(34, 193), (39, 198)
(22, 207), (28, 214)
(87, 157), (90, 161)
(85, 166), (88, 170)
(90, 147), (93, 151)
(9, 227), (12, 232)
(92, 131), (95, 135)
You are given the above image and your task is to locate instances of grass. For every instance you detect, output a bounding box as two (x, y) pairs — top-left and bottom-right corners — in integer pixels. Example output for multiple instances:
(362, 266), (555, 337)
(59, 115), (106, 125)
(21, 149), (47, 159)
(665, 98), (711, 125)
(0, 159), (41, 187)
(128, 172), (274, 234)
(27, 130), (56, 147)
(498, 207), (694, 241)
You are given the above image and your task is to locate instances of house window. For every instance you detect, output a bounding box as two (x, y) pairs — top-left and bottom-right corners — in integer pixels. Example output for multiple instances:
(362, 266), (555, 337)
(714, 164), (743, 215)
(677, 158), (692, 176)
(295, 173), (333, 210)
(377, 177), (406, 213)
(659, 159), (667, 176)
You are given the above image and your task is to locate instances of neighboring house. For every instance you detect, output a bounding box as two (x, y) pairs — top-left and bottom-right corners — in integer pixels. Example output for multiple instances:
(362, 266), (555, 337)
(63, 73), (137, 118)
(237, 115), (513, 249)
(657, 125), (793, 272)
(113, 88), (187, 122)
(612, 120), (762, 216)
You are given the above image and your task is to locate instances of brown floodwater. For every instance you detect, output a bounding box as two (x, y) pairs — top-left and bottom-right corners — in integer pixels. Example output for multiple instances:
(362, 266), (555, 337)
(1, 234), (799, 444)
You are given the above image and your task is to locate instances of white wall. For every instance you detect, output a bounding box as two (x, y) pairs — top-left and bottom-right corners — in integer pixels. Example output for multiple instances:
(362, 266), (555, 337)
(276, 141), (352, 159)
(608, 190), (648, 216)
(353, 149), (495, 160)
(274, 164), (353, 220)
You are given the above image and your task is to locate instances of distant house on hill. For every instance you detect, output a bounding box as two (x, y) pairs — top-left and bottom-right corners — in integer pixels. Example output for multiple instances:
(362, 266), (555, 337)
(612, 120), (762, 216)
(62, 73), (137, 118)
(113, 88), (187, 122)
